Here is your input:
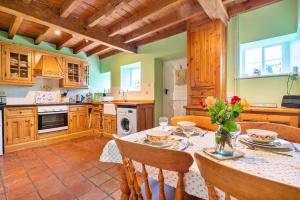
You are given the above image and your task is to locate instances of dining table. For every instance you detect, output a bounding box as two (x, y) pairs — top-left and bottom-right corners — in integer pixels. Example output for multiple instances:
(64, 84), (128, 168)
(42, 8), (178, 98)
(99, 126), (300, 200)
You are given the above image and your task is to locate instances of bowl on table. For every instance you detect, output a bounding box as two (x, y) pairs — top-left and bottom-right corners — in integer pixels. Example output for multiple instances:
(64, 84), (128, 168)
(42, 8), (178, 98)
(177, 121), (196, 129)
(177, 121), (196, 136)
(146, 130), (171, 144)
(246, 129), (278, 143)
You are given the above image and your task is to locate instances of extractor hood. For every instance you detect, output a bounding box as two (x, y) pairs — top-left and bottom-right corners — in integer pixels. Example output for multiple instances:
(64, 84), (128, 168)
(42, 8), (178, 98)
(34, 55), (64, 79)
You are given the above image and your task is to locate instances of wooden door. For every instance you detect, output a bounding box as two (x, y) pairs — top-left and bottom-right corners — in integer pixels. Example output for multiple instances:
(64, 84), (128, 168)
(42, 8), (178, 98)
(102, 115), (111, 134)
(78, 111), (88, 131)
(189, 22), (216, 88)
(137, 104), (154, 131)
(80, 62), (89, 87)
(110, 116), (116, 134)
(69, 112), (78, 133)
(6, 117), (35, 144)
(93, 111), (101, 130)
(187, 20), (226, 107)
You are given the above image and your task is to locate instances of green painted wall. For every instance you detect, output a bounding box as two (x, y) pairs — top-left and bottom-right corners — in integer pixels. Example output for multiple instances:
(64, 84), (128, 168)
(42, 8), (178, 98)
(154, 58), (164, 125)
(100, 32), (186, 86)
(100, 32), (187, 124)
(227, 0), (299, 106)
(0, 31), (101, 90)
(239, 0), (298, 44)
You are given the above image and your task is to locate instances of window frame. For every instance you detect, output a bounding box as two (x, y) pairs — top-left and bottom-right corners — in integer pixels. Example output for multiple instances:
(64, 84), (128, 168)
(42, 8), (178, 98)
(120, 62), (141, 92)
(240, 42), (290, 78)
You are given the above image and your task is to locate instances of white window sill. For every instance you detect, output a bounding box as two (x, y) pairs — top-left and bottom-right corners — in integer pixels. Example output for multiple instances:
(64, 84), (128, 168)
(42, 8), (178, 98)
(237, 73), (289, 80)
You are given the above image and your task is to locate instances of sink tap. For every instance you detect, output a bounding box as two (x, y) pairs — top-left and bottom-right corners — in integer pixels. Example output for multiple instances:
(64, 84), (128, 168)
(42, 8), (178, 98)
(120, 90), (128, 102)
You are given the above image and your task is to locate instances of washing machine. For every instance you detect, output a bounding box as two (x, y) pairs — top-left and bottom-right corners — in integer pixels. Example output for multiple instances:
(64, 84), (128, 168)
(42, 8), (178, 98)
(117, 107), (137, 137)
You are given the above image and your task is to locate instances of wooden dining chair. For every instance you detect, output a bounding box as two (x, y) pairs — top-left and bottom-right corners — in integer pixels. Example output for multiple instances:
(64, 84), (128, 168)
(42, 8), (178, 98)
(194, 152), (300, 200)
(171, 115), (218, 131)
(238, 122), (300, 143)
(113, 135), (194, 200)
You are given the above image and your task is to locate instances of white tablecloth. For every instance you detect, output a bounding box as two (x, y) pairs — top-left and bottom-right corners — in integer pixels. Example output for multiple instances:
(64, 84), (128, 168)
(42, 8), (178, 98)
(100, 127), (300, 199)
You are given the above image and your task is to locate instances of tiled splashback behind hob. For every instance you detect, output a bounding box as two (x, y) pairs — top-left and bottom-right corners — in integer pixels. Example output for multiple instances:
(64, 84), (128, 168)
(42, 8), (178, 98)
(0, 78), (90, 105)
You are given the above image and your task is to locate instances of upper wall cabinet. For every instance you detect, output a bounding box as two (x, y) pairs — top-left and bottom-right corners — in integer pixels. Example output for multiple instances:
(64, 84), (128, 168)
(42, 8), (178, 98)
(59, 58), (89, 88)
(187, 20), (226, 107)
(1, 44), (34, 86)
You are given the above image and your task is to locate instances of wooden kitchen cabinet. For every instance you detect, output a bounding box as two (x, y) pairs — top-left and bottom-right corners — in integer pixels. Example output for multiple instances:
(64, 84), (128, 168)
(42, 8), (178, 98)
(92, 105), (103, 134)
(4, 107), (37, 145)
(186, 106), (300, 128)
(238, 107), (300, 127)
(1, 44), (34, 86)
(187, 20), (226, 107)
(137, 104), (154, 131)
(102, 114), (116, 137)
(60, 58), (89, 88)
(68, 105), (89, 133)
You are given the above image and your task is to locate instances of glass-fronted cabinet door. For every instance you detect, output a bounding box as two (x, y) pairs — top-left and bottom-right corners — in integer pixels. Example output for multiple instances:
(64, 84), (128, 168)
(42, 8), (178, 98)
(66, 60), (81, 85)
(4, 47), (32, 82)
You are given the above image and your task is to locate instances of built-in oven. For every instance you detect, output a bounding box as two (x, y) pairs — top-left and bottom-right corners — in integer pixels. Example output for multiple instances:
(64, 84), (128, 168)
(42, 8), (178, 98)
(38, 105), (68, 134)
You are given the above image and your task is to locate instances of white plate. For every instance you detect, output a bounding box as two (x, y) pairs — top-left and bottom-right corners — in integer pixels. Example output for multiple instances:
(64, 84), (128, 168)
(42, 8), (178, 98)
(239, 135), (292, 151)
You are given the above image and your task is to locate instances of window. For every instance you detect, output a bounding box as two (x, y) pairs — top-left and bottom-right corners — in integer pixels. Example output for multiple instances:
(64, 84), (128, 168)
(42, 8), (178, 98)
(240, 42), (290, 77)
(99, 72), (111, 93)
(120, 62), (141, 91)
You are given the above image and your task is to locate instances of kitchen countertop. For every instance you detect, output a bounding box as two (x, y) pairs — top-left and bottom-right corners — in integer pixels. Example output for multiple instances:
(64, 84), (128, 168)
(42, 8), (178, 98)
(5, 100), (155, 107)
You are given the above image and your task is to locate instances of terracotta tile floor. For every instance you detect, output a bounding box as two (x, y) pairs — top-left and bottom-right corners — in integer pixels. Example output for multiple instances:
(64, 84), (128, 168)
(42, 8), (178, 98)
(0, 136), (121, 200)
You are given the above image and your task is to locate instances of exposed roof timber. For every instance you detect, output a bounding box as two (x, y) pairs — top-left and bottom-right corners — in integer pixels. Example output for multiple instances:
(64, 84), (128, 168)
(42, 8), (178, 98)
(99, 49), (121, 59)
(35, 27), (52, 45)
(86, 45), (109, 56)
(87, 0), (129, 28)
(196, 0), (229, 25)
(109, 0), (181, 37)
(57, 34), (75, 50)
(22, 0), (32, 3)
(0, 1), (137, 53)
(8, 16), (23, 39)
(60, 0), (82, 18)
(132, 22), (187, 46)
(73, 40), (94, 54)
(124, 3), (203, 43)
(227, 0), (282, 17)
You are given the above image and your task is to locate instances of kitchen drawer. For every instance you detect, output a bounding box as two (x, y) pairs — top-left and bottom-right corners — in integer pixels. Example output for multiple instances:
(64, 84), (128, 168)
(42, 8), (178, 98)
(69, 105), (87, 112)
(239, 113), (268, 122)
(6, 107), (35, 117)
(267, 115), (298, 127)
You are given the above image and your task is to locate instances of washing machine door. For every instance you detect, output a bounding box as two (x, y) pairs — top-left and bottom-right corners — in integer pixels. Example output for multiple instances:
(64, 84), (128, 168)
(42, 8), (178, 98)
(120, 117), (132, 135)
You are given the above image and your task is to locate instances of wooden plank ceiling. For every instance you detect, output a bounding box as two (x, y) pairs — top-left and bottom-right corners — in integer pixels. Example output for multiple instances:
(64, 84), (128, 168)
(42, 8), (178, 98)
(0, 0), (281, 59)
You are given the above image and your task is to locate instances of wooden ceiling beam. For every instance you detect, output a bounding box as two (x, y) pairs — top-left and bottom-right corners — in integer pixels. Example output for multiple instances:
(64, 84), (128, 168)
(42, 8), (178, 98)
(228, 0), (282, 17)
(196, 0), (229, 25)
(124, 3), (203, 43)
(73, 40), (94, 54)
(86, 45), (109, 56)
(22, 0), (32, 3)
(60, 0), (82, 18)
(0, 1), (137, 53)
(99, 49), (121, 59)
(57, 34), (75, 50)
(131, 23), (187, 46)
(87, 0), (129, 28)
(35, 27), (52, 45)
(56, 34), (75, 50)
(109, 0), (181, 37)
(8, 16), (23, 39)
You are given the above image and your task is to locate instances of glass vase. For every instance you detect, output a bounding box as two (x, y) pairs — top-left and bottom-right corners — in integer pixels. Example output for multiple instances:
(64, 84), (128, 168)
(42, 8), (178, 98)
(215, 126), (234, 156)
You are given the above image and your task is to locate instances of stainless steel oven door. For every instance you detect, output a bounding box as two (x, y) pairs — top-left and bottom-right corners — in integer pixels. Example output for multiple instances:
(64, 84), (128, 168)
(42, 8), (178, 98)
(38, 112), (68, 133)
